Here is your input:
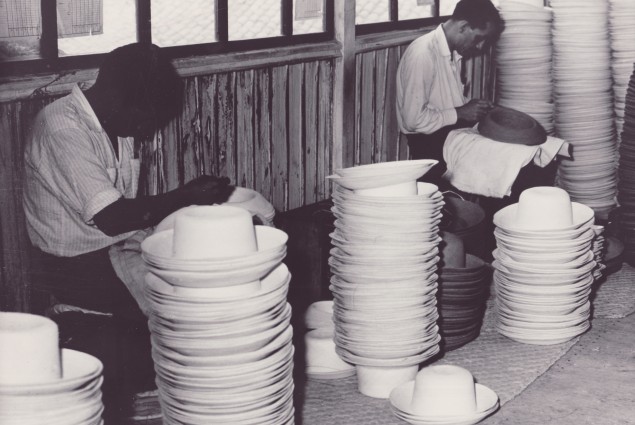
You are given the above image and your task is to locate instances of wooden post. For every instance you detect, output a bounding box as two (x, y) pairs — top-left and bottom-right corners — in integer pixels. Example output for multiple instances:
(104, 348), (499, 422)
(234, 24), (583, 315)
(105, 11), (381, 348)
(333, 0), (356, 171)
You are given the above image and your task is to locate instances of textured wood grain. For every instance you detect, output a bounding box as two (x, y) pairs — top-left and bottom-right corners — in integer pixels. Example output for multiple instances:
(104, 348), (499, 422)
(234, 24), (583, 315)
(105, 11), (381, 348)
(271, 65), (289, 211)
(359, 51), (376, 165)
(304, 61), (319, 205)
(288, 63), (304, 210)
(236, 70), (255, 189)
(317, 61), (332, 200)
(255, 69), (272, 202)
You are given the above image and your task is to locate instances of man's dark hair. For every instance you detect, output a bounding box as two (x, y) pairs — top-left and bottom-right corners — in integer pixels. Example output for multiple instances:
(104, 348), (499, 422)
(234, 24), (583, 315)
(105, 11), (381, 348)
(452, 0), (504, 33)
(95, 42), (183, 127)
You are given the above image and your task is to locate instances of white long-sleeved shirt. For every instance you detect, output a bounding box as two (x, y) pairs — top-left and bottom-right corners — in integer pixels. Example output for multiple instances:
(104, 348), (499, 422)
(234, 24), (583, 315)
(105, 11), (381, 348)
(397, 25), (468, 135)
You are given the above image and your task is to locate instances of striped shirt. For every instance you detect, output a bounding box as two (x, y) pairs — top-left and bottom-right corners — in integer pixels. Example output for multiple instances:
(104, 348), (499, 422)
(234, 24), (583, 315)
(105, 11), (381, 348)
(24, 85), (140, 257)
(397, 25), (467, 135)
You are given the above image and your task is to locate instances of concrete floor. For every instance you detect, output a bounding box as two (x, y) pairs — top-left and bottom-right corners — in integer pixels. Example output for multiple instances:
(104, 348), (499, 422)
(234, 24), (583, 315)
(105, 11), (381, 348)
(482, 311), (635, 425)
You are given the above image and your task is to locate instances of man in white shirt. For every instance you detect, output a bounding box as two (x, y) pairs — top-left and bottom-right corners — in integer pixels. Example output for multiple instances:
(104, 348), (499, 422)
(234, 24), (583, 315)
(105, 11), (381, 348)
(397, 0), (503, 186)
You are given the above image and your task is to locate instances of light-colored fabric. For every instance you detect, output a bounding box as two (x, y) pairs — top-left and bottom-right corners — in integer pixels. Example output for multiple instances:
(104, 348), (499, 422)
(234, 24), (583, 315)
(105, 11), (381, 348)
(442, 128), (569, 198)
(396, 25), (466, 135)
(108, 228), (153, 317)
(24, 85), (138, 257)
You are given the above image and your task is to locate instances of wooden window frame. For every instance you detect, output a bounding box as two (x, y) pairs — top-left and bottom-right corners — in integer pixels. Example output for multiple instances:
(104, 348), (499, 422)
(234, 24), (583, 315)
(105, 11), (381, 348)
(355, 0), (446, 36)
(0, 0), (334, 78)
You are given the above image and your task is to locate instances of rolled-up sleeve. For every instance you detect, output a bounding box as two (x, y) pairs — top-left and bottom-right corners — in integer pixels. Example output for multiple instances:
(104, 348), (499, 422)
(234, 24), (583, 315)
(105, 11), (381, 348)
(41, 128), (122, 224)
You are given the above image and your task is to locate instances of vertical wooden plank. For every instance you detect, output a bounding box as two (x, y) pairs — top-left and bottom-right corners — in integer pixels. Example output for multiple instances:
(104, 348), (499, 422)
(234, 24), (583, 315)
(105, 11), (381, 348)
(200, 74), (219, 177)
(216, 73), (237, 184)
(382, 46), (400, 162)
(374, 48), (388, 163)
(160, 109), (181, 191)
(317, 60), (332, 200)
(360, 51), (376, 165)
(255, 68), (272, 202)
(398, 44), (410, 160)
(236, 70), (255, 189)
(288, 63), (304, 209)
(271, 65), (289, 212)
(0, 102), (30, 311)
(304, 61), (319, 205)
(181, 77), (203, 184)
(354, 55), (362, 165)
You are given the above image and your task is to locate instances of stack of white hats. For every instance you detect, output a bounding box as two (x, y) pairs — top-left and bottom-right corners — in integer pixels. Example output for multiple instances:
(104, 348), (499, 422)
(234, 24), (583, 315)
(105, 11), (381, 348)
(495, 0), (554, 134)
(389, 365), (499, 425)
(608, 0), (635, 148)
(326, 160), (443, 399)
(492, 187), (597, 345)
(303, 301), (355, 380)
(141, 205), (295, 424)
(0, 313), (104, 425)
(551, 0), (618, 218)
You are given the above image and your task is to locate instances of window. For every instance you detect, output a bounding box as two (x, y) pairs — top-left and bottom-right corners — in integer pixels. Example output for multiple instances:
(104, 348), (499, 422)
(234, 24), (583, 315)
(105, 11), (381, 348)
(0, 0), (332, 75)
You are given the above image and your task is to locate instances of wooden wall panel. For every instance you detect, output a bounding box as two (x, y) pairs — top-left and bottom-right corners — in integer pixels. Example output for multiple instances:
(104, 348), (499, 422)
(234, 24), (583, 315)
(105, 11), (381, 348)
(359, 51), (376, 165)
(288, 64), (305, 210)
(304, 62), (319, 205)
(236, 70), (255, 189)
(317, 61), (332, 200)
(271, 65), (289, 211)
(255, 69), (272, 202)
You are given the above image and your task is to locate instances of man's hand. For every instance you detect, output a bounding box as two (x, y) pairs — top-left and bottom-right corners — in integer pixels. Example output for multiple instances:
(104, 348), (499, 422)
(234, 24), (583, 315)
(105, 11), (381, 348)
(180, 175), (235, 205)
(455, 99), (494, 123)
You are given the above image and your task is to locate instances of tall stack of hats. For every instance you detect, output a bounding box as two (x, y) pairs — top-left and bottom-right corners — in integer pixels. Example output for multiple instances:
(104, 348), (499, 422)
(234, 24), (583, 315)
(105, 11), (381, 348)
(436, 232), (490, 351)
(617, 65), (635, 264)
(495, 0), (554, 134)
(608, 0), (635, 148)
(492, 187), (597, 345)
(551, 0), (618, 219)
(326, 160), (443, 399)
(141, 205), (295, 424)
(0, 313), (104, 425)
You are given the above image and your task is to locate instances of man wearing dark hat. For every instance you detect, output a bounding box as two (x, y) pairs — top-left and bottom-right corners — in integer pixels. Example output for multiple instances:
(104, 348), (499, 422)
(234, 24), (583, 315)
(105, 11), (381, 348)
(397, 0), (504, 187)
(23, 42), (233, 421)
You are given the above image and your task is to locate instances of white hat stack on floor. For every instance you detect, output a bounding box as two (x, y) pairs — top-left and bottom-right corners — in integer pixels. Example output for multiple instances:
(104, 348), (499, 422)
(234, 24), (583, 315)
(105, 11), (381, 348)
(141, 205), (295, 424)
(389, 365), (499, 425)
(495, 0), (554, 134)
(550, 0), (618, 218)
(303, 300), (356, 380)
(492, 187), (598, 345)
(0, 312), (104, 425)
(326, 160), (443, 399)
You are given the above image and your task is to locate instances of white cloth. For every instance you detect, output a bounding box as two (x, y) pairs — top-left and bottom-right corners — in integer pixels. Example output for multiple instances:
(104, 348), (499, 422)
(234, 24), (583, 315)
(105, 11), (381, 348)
(108, 228), (153, 317)
(396, 25), (466, 135)
(24, 85), (139, 257)
(442, 128), (570, 198)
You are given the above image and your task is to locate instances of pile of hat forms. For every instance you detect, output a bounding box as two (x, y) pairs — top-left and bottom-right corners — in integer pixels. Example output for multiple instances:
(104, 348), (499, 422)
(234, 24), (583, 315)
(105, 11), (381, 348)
(608, 0), (635, 148)
(550, 0), (618, 219)
(389, 365), (499, 425)
(492, 187), (597, 345)
(326, 160), (443, 399)
(0, 313), (104, 425)
(141, 205), (295, 424)
(303, 301), (356, 380)
(616, 65), (635, 264)
(436, 232), (490, 352)
(495, 0), (554, 134)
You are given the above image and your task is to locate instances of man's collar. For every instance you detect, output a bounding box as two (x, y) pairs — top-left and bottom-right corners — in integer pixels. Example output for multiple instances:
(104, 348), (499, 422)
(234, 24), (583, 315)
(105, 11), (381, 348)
(437, 24), (462, 62)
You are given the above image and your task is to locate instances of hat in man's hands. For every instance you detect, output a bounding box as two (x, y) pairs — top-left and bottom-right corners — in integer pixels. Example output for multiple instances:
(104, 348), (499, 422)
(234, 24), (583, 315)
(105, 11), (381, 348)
(478, 106), (547, 146)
